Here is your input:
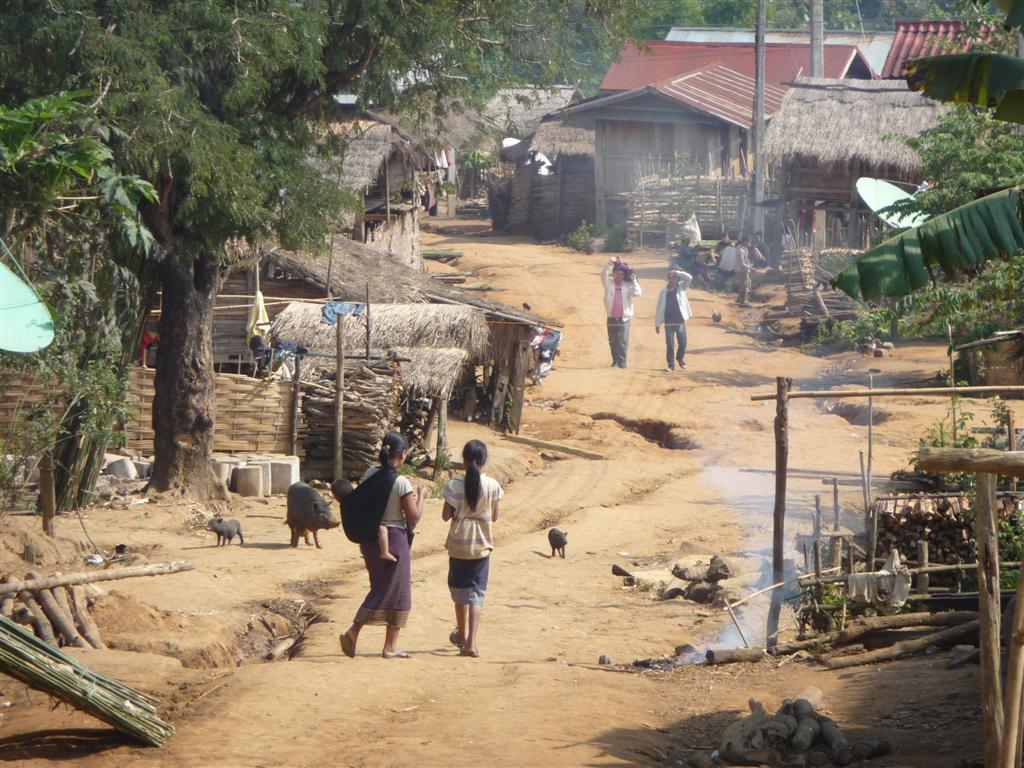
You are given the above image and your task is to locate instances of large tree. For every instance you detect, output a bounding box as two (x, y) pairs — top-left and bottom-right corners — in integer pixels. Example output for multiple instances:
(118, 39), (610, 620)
(0, 1), (641, 498)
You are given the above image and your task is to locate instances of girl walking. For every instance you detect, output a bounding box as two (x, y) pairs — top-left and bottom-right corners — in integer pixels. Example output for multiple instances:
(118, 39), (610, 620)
(442, 439), (503, 658)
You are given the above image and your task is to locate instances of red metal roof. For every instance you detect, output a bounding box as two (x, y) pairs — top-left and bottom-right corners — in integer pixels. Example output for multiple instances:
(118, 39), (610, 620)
(600, 41), (873, 92)
(654, 65), (788, 128)
(881, 20), (995, 79)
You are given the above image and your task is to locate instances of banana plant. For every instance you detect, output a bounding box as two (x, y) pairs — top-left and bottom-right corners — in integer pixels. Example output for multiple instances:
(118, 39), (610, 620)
(834, 0), (1024, 300)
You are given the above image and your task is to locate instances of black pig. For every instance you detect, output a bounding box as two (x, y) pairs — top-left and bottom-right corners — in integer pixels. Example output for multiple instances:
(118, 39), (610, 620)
(207, 517), (244, 546)
(548, 528), (568, 558)
(286, 482), (340, 548)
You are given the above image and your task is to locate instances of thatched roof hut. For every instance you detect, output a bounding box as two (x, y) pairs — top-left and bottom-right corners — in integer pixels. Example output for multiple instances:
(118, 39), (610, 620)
(763, 78), (948, 174)
(270, 302), (490, 360)
(270, 303), (483, 400)
(500, 118), (595, 164)
(331, 114), (422, 192)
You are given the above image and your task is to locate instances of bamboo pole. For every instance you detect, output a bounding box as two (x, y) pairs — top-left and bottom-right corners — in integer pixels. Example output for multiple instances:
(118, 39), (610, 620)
(977, 473), (1005, 767)
(290, 351), (301, 456)
(0, 561), (195, 596)
(433, 400), (448, 482)
(334, 316), (345, 481)
(766, 376), (790, 648)
(1009, 411), (1018, 493)
(751, 385), (1024, 402)
(948, 321), (958, 442)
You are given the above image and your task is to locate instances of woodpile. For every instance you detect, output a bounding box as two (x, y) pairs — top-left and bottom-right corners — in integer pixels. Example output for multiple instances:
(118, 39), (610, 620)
(874, 495), (975, 566)
(778, 248), (858, 338)
(400, 394), (434, 463)
(300, 359), (402, 481)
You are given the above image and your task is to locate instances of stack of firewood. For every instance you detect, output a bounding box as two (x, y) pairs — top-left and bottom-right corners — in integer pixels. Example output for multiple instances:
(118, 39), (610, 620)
(875, 495), (974, 565)
(1, 573), (105, 649)
(400, 394), (434, 457)
(300, 360), (402, 481)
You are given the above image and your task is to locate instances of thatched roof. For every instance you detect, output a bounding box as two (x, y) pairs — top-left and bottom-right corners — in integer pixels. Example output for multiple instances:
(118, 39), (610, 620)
(532, 120), (594, 159)
(331, 114), (424, 191)
(261, 238), (559, 327)
(763, 78), (948, 173)
(271, 303), (481, 398)
(271, 302), (490, 360)
(485, 86), (582, 136)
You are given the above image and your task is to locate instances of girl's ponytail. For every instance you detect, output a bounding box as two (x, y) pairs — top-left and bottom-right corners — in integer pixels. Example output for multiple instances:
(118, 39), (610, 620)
(462, 439), (487, 511)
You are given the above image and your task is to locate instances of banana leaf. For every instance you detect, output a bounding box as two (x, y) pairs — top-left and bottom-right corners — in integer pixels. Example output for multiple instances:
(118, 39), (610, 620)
(990, 0), (1024, 30)
(833, 187), (1024, 301)
(906, 53), (1024, 122)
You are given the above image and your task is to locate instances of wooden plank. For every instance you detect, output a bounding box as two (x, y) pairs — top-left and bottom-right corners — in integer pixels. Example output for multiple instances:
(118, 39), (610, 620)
(752, 385), (1024, 402)
(918, 448), (1024, 478)
(501, 434), (604, 460)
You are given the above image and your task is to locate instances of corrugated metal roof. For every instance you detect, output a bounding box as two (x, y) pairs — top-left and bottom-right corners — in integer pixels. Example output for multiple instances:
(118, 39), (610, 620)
(664, 28), (894, 75)
(654, 65), (788, 128)
(880, 20), (994, 79)
(600, 41), (873, 92)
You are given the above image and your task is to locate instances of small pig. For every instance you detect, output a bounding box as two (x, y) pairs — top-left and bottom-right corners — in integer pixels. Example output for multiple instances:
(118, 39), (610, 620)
(286, 482), (340, 548)
(207, 517), (244, 546)
(548, 528), (568, 559)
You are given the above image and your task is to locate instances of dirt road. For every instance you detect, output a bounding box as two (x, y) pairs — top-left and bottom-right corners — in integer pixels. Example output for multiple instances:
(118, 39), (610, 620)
(1, 224), (994, 766)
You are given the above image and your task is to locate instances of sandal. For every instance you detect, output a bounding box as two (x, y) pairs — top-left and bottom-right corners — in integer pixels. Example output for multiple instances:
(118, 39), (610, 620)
(459, 647), (480, 658)
(449, 630), (464, 649)
(382, 650), (411, 659)
(339, 632), (356, 659)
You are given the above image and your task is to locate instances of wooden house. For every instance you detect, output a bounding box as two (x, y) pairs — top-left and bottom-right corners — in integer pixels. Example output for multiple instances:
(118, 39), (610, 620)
(763, 78), (948, 249)
(565, 41), (874, 231)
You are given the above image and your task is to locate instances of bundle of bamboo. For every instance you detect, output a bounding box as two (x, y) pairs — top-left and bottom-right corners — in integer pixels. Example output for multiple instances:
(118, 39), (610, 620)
(0, 614), (174, 745)
(300, 359), (402, 481)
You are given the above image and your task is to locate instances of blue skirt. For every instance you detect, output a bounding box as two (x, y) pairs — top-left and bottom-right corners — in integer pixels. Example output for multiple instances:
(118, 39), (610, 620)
(448, 556), (490, 606)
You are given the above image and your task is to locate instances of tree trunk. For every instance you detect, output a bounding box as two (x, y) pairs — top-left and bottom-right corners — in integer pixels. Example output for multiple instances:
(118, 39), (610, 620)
(149, 249), (226, 499)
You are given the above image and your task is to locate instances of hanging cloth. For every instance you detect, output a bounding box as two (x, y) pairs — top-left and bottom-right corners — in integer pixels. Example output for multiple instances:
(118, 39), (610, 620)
(246, 290), (271, 346)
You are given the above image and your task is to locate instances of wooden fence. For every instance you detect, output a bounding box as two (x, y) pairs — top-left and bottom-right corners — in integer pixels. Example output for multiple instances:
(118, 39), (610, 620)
(124, 367), (296, 455)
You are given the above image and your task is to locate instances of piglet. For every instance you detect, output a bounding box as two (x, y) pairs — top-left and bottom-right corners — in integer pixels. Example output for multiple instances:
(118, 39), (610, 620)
(286, 482), (340, 548)
(548, 528), (568, 559)
(207, 517), (244, 546)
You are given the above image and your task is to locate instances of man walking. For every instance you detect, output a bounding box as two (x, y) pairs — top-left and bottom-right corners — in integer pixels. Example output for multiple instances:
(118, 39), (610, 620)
(735, 235), (753, 307)
(602, 258), (641, 368)
(655, 269), (692, 372)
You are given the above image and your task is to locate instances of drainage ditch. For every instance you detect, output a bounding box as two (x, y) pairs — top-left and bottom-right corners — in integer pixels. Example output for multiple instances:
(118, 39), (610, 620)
(592, 413), (700, 450)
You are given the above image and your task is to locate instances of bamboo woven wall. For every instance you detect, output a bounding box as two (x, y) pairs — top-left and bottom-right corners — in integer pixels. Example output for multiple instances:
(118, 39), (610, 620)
(125, 367), (297, 455)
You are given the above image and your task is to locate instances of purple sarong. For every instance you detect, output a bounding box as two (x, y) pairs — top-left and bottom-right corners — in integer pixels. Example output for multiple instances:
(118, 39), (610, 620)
(354, 527), (412, 628)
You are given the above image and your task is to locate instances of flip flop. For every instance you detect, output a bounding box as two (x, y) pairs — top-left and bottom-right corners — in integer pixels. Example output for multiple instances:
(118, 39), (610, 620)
(339, 632), (356, 658)
(459, 648), (480, 658)
(449, 630), (464, 649)
(382, 650), (411, 659)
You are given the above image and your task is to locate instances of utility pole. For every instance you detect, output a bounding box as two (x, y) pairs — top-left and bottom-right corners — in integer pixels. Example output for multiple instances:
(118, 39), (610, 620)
(753, 0), (767, 232)
(810, 0), (824, 77)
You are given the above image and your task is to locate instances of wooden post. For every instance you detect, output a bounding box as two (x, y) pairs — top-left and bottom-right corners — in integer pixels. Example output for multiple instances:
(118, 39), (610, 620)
(290, 352), (301, 457)
(999, 571), (1024, 768)
(39, 450), (56, 537)
(813, 539), (823, 602)
(384, 153), (391, 222)
(432, 400), (448, 482)
(917, 540), (930, 594)
(867, 371), (875, 504)
(813, 494), (823, 541)
(948, 321), (958, 442)
(766, 376), (790, 648)
(594, 124), (607, 230)
(831, 478), (842, 566)
(1009, 411), (1017, 493)
(334, 316), (345, 480)
(977, 473), (1005, 767)
(365, 284), (371, 363)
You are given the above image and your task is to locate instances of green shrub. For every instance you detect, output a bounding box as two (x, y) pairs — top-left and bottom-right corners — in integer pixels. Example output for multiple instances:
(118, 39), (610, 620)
(602, 224), (633, 253)
(564, 220), (593, 253)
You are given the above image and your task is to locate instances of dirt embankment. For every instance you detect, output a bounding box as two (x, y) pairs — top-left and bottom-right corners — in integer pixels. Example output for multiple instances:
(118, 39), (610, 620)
(0, 220), (1007, 767)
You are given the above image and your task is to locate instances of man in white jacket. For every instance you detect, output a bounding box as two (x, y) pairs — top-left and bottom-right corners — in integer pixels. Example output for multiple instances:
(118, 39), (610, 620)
(655, 269), (693, 371)
(602, 258), (641, 368)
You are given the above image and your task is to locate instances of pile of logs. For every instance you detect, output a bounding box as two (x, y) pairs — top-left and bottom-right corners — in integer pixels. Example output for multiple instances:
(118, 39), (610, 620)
(875, 495), (975, 565)
(716, 698), (889, 766)
(300, 360), (402, 481)
(399, 394), (434, 463)
(1, 572), (105, 649)
(778, 248), (859, 338)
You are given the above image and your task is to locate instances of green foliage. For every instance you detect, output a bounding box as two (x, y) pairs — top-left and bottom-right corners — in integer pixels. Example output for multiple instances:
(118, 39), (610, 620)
(602, 224), (633, 253)
(564, 220), (594, 254)
(463, 150), (495, 173)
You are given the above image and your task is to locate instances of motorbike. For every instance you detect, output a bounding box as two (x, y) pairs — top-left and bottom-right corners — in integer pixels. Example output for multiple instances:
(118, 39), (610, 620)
(529, 326), (562, 385)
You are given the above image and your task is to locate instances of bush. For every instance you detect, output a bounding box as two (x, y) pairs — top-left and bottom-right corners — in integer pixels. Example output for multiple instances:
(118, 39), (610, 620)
(564, 220), (593, 253)
(602, 224), (633, 253)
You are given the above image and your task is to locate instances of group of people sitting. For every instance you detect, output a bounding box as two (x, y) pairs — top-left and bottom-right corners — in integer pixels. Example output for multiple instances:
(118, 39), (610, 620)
(674, 230), (771, 307)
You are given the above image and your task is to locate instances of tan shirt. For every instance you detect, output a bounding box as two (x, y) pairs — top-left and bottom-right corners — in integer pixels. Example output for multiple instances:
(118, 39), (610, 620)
(360, 467), (414, 529)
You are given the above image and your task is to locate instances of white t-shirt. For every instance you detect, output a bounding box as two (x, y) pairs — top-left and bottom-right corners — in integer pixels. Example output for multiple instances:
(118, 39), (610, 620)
(360, 466), (414, 529)
(718, 245), (739, 272)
